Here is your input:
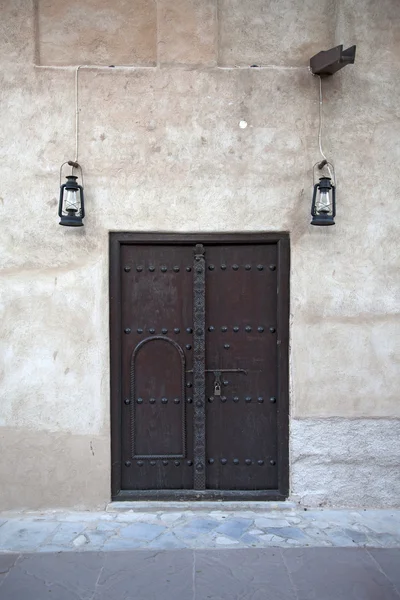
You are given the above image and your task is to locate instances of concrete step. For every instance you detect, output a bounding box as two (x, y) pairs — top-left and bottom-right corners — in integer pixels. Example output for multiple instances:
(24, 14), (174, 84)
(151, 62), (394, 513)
(106, 500), (297, 512)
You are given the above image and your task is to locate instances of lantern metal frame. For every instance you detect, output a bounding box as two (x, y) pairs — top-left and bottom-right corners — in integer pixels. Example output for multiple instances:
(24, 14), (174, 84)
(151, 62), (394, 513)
(311, 161), (336, 226)
(58, 161), (85, 227)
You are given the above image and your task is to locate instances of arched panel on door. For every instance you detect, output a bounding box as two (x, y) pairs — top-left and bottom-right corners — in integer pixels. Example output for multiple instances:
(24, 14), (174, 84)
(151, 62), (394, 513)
(130, 336), (186, 459)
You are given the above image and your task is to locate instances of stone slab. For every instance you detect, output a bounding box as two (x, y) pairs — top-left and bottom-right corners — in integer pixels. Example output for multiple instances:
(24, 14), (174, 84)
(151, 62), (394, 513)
(369, 549), (400, 594)
(49, 522), (87, 545)
(195, 548), (296, 599)
(1, 548), (400, 600)
(0, 520), (59, 552)
(215, 517), (253, 538)
(147, 532), (186, 549)
(119, 522), (166, 541)
(218, 0), (335, 66)
(0, 551), (104, 600)
(95, 549), (193, 600)
(37, 0), (157, 66)
(1, 508), (400, 553)
(0, 553), (19, 585)
(0, 1), (35, 66)
(282, 547), (400, 600)
(158, 0), (217, 65)
(173, 517), (220, 541)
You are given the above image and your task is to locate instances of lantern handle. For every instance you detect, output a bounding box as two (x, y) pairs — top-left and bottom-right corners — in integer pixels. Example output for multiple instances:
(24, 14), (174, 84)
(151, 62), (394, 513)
(59, 161), (84, 188)
(313, 160), (335, 187)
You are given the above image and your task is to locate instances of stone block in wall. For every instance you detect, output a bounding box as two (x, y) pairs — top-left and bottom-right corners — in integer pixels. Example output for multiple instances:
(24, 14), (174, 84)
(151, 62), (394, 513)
(158, 0), (217, 65)
(1, 0), (35, 66)
(218, 0), (335, 67)
(37, 0), (157, 66)
(291, 419), (400, 508)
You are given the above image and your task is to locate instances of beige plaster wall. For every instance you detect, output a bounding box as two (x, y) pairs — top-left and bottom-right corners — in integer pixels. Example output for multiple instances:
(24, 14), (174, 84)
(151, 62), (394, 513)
(0, 0), (399, 509)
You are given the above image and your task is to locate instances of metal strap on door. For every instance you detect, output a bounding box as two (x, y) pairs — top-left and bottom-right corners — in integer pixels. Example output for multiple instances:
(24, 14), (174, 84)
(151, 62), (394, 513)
(193, 244), (206, 489)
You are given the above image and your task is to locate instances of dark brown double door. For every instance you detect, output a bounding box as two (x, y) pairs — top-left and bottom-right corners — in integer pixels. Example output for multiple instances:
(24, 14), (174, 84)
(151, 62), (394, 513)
(110, 233), (289, 500)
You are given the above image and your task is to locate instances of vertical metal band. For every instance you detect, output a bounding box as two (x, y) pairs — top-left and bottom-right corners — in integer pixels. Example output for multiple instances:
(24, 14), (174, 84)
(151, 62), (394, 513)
(193, 243), (206, 489)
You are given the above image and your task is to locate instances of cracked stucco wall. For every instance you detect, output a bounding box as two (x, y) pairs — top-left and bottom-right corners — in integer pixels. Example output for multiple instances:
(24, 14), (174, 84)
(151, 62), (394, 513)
(0, 0), (399, 509)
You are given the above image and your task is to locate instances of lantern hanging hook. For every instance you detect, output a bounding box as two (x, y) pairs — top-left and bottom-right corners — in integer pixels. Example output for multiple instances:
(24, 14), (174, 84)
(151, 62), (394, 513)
(313, 161), (335, 187)
(59, 161), (84, 188)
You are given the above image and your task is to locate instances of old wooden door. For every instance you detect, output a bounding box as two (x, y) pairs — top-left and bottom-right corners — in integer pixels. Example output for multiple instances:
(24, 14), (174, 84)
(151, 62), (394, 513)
(110, 233), (289, 500)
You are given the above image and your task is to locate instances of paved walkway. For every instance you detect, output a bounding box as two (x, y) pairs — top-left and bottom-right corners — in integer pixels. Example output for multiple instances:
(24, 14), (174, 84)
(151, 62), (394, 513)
(1, 548), (400, 599)
(1, 503), (399, 553)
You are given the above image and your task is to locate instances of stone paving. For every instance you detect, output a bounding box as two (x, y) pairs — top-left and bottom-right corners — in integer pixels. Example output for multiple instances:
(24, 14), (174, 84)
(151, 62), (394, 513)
(1, 548), (400, 599)
(0, 502), (399, 553)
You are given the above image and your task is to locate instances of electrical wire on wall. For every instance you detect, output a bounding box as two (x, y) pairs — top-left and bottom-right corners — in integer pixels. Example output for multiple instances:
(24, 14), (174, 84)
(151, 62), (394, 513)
(75, 65), (82, 164)
(61, 65), (83, 177)
(316, 75), (334, 182)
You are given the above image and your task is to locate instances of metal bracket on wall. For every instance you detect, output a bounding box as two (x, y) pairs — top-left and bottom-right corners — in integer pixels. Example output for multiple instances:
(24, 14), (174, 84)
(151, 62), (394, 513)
(310, 44), (356, 77)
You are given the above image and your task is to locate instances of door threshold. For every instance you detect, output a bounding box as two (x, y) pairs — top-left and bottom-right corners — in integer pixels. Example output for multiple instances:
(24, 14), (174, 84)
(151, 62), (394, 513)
(107, 499), (296, 513)
(111, 489), (289, 504)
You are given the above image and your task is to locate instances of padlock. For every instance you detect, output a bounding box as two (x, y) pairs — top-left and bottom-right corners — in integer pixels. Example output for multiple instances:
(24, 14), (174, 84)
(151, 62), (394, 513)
(213, 371), (222, 396)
